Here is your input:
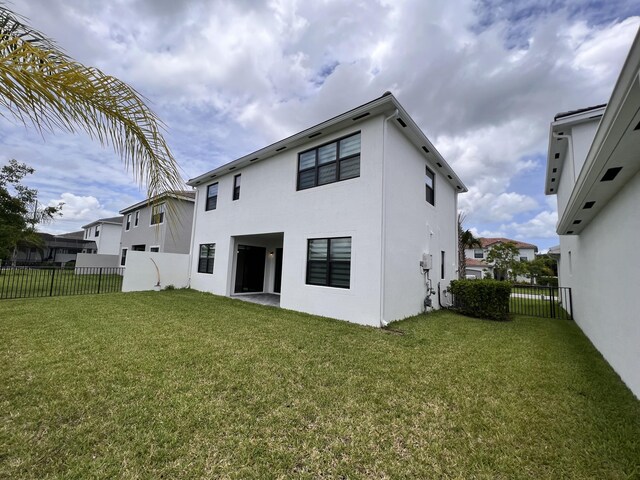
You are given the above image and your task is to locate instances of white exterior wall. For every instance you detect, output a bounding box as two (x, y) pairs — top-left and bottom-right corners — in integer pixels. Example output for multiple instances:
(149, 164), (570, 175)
(122, 251), (190, 291)
(190, 116), (386, 326)
(382, 122), (458, 321)
(558, 170), (640, 397)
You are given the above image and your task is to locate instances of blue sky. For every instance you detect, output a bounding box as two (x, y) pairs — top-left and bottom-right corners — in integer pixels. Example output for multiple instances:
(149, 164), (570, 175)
(3, 0), (640, 251)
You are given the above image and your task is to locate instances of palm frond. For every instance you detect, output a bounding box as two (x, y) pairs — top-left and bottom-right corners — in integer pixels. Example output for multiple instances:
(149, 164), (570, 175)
(0, 6), (184, 200)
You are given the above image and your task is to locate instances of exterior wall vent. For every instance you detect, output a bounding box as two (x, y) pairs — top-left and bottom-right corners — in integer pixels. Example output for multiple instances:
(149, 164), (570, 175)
(421, 146), (429, 154)
(352, 112), (370, 121)
(583, 201), (595, 209)
(308, 132), (322, 138)
(397, 118), (407, 128)
(275, 146), (286, 152)
(601, 167), (622, 181)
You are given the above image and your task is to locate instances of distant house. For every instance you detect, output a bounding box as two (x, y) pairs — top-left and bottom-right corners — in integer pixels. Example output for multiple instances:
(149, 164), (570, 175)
(465, 237), (537, 281)
(81, 216), (123, 255)
(545, 30), (640, 398)
(118, 191), (195, 266)
(13, 231), (96, 265)
(186, 92), (467, 327)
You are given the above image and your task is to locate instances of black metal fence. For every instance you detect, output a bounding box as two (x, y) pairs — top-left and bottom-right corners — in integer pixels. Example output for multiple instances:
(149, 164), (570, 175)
(509, 284), (573, 320)
(0, 266), (124, 300)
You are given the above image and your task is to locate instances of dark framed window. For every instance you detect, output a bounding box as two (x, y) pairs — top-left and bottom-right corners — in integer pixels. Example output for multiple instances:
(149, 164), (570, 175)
(198, 243), (215, 274)
(120, 248), (127, 266)
(206, 183), (219, 210)
(95, 225), (100, 237)
(151, 203), (165, 225)
(425, 166), (435, 205)
(233, 174), (241, 201)
(306, 237), (351, 288)
(441, 251), (445, 280)
(134, 211), (139, 227)
(297, 132), (361, 191)
(125, 214), (131, 231)
(150, 246), (159, 253)
(474, 249), (483, 259)
(520, 256), (528, 262)
(132, 244), (145, 251)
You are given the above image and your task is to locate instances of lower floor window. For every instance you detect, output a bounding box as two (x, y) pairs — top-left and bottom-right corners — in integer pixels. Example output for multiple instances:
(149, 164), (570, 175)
(198, 243), (215, 274)
(306, 237), (351, 288)
(120, 248), (127, 266)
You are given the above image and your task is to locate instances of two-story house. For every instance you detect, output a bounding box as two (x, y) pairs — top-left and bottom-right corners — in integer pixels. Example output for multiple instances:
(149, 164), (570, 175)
(118, 191), (195, 266)
(186, 93), (467, 327)
(465, 237), (538, 281)
(545, 30), (640, 397)
(81, 216), (123, 255)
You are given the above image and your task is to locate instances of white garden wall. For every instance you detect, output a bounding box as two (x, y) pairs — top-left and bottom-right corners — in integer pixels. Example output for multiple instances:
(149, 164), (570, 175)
(122, 251), (190, 292)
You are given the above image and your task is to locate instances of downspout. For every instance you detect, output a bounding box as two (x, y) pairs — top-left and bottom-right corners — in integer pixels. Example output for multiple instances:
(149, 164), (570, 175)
(379, 108), (399, 327)
(186, 187), (199, 288)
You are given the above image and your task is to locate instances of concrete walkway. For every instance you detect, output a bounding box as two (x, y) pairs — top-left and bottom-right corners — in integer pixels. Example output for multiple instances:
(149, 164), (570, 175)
(232, 293), (281, 307)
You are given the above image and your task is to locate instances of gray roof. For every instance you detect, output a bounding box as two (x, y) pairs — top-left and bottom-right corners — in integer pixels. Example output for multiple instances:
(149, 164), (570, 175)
(82, 216), (124, 229)
(554, 104), (607, 121)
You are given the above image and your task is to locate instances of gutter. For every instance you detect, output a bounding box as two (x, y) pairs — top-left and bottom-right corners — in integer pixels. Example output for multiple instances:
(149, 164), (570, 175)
(379, 108), (399, 327)
(186, 187), (199, 288)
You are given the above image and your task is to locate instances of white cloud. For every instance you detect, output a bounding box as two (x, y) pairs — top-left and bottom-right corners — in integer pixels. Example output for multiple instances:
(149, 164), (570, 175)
(506, 210), (559, 239)
(460, 191), (539, 223)
(48, 193), (114, 222)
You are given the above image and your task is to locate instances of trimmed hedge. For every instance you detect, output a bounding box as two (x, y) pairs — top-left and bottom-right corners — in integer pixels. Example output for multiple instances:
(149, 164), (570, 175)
(449, 279), (512, 321)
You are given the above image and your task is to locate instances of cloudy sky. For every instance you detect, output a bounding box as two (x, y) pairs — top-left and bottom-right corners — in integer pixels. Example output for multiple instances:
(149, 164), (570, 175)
(3, 0), (640, 251)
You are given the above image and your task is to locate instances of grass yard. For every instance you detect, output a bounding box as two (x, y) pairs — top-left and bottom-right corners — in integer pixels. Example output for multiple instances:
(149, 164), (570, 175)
(1, 290), (639, 478)
(0, 268), (122, 299)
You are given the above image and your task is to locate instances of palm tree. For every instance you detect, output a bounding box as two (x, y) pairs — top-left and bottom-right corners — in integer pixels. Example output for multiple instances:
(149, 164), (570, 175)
(0, 6), (183, 199)
(457, 213), (482, 279)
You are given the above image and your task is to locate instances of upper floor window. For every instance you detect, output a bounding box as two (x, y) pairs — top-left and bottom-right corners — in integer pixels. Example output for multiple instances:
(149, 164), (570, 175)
(297, 132), (361, 191)
(151, 203), (165, 225)
(134, 211), (139, 227)
(425, 166), (435, 205)
(95, 225), (100, 237)
(125, 214), (131, 231)
(206, 182), (219, 210)
(306, 237), (351, 288)
(233, 174), (241, 201)
(474, 249), (483, 259)
(84, 229), (88, 239)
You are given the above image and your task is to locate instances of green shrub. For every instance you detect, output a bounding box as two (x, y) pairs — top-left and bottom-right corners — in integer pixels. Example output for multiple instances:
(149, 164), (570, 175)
(537, 276), (558, 287)
(449, 279), (512, 321)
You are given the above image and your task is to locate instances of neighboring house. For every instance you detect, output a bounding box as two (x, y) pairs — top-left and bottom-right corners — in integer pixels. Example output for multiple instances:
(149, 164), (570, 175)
(13, 231), (96, 265)
(186, 92), (467, 327)
(118, 191), (195, 266)
(81, 216), (123, 255)
(465, 237), (537, 281)
(464, 258), (492, 279)
(545, 30), (640, 398)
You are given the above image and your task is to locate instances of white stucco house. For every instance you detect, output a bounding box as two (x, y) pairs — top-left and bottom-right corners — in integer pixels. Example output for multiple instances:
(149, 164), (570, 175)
(545, 30), (640, 398)
(186, 92), (467, 327)
(118, 191), (195, 266)
(81, 216), (123, 255)
(465, 237), (537, 281)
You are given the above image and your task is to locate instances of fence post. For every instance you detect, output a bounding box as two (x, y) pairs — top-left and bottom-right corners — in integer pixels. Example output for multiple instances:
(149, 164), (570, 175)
(97, 268), (102, 294)
(49, 268), (56, 297)
(568, 288), (574, 320)
(548, 286), (555, 318)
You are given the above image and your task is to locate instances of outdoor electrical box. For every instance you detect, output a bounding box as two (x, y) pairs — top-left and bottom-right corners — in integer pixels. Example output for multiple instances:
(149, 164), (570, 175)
(420, 253), (432, 270)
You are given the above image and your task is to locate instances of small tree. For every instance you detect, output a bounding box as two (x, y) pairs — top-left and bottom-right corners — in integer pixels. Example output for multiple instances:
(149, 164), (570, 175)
(0, 160), (61, 264)
(457, 212), (482, 279)
(486, 241), (520, 281)
(524, 255), (555, 284)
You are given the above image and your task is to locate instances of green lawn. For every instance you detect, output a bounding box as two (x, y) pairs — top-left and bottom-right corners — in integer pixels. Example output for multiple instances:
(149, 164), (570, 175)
(0, 268), (122, 299)
(1, 290), (639, 478)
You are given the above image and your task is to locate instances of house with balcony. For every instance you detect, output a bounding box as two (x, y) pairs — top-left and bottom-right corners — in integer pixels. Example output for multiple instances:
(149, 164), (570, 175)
(186, 92), (467, 327)
(118, 191), (195, 266)
(545, 29), (640, 398)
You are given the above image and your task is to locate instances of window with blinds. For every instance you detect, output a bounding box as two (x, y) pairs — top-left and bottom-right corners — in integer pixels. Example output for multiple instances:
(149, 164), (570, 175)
(306, 237), (351, 288)
(298, 132), (360, 190)
(206, 182), (218, 210)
